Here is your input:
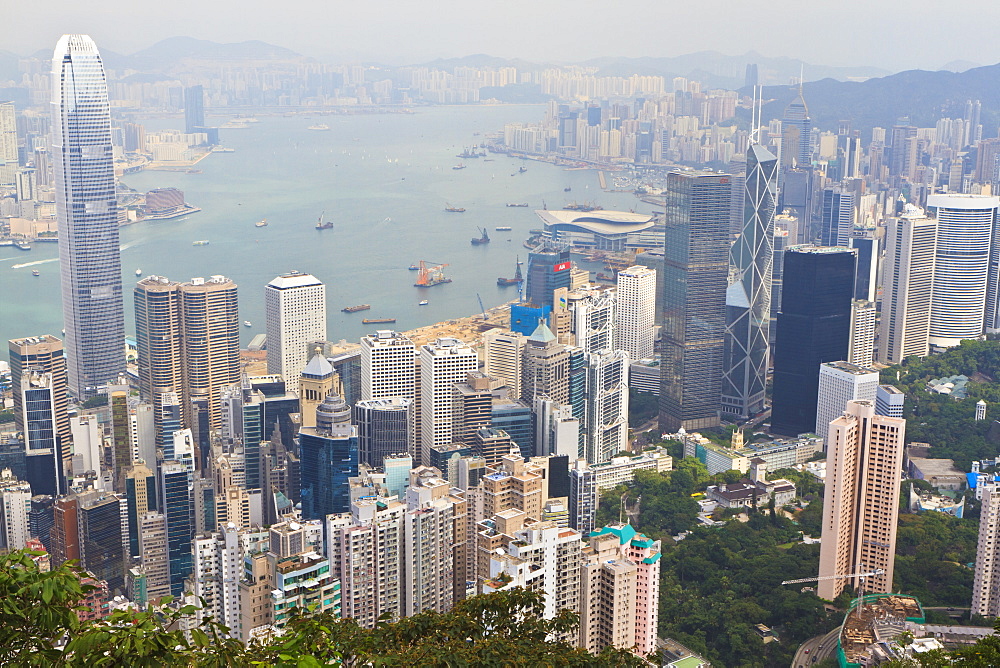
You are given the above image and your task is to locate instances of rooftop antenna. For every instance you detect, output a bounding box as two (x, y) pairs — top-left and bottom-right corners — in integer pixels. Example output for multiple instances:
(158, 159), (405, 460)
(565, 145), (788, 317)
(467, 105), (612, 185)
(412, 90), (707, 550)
(750, 85), (760, 145)
(799, 63), (804, 95)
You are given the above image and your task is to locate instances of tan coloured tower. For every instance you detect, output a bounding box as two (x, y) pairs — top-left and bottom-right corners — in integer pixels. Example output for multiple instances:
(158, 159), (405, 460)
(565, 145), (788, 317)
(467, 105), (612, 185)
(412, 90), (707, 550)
(817, 400), (905, 600)
(300, 352), (336, 429)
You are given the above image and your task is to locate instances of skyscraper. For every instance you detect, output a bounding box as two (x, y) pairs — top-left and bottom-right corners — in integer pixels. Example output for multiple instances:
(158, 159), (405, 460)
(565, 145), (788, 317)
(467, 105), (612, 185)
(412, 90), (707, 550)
(722, 143), (777, 420)
(817, 400), (904, 600)
(973, 485), (1000, 617)
(8, 336), (71, 463)
(299, 393), (359, 520)
(615, 266), (656, 361)
(525, 248), (572, 309)
(818, 186), (855, 247)
(770, 246), (856, 436)
(354, 398), (413, 467)
(847, 300), (877, 368)
(781, 90), (812, 170)
(815, 361), (879, 448)
(659, 170), (731, 431)
(19, 370), (65, 497)
(264, 272), (327, 393)
(879, 208), (936, 364)
(0, 101), (16, 186)
(418, 338), (478, 466)
(361, 330), (416, 402)
(928, 194), (999, 347)
(51, 35), (125, 398)
(583, 350), (629, 465)
(183, 85), (205, 135)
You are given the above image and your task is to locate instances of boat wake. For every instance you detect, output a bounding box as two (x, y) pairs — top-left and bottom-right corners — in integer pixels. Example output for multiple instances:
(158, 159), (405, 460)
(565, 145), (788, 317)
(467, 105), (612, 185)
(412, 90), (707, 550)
(12, 258), (59, 269)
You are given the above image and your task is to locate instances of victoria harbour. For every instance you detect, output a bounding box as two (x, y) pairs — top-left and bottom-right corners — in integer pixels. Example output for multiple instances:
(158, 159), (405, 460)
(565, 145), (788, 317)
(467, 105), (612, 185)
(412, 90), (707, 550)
(0, 105), (646, 347)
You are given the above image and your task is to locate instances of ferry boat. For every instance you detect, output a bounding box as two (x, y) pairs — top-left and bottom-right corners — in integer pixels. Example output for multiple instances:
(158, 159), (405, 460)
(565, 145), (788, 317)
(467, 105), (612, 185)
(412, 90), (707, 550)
(315, 211), (333, 230)
(192, 240), (210, 246)
(418, 300), (429, 306)
(244, 321), (252, 327)
(495, 226), (512, 231)
(342, 304), (371, 313)
(444, 203), (466, 213)
(452, 164), (466, 170)
(32, 270), (40, 276)
(307, 124), (330, 131)
(14, 241), (31, 251)
(362, 317), (397, 324)
(255, 219), (268, 227)
(135, 268), (142, 276)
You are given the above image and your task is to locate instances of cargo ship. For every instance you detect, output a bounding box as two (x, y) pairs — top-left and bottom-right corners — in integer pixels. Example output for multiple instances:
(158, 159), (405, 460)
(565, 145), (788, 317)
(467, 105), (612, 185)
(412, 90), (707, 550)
(506, 203), (529, 207)
(192, 240), (209, 246)
(497, 257), (524, 286)
(315, 211), (333, 230)
(362, 318), (396, 324)
(342, 304), (371, 313)
(563, 202), (602, 212)
(471, 228), (490, 245)
(307, 124), (330, 131)
(444, 203), (466, 213)
(495, 226), (512, 231)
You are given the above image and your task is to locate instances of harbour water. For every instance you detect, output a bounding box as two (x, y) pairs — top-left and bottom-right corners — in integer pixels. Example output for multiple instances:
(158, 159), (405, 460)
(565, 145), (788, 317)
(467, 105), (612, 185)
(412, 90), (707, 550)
(0, 105), (648, 347)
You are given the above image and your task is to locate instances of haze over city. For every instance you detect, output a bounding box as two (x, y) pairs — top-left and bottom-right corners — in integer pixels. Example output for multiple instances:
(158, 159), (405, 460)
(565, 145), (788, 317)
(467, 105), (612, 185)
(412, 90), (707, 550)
(5, 0), (1000, 71)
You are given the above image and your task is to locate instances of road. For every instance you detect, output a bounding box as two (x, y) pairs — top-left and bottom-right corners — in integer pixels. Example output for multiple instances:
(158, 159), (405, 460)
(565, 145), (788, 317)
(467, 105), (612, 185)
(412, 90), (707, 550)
(791, 627), (840, 668)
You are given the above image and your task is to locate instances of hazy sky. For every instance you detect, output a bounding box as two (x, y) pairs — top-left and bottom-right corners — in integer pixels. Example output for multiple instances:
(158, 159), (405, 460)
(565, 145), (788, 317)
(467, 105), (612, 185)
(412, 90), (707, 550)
(6, 0), (1000, 71)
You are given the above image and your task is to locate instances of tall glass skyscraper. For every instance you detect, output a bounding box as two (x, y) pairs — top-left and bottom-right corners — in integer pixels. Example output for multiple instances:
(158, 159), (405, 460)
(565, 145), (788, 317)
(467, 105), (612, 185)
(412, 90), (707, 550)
(722, 144), (777, 420)
(51, 35), (125, 398)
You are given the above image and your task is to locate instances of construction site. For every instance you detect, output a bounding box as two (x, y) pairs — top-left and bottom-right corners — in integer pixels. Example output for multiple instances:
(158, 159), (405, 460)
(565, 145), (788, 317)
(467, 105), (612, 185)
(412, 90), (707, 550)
(838, 594), (924, 666)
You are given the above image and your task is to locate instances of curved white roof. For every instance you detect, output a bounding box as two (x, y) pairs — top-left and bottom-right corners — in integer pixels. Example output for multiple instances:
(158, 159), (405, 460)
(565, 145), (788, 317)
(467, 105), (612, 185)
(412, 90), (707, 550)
(535, 209), (656, 235)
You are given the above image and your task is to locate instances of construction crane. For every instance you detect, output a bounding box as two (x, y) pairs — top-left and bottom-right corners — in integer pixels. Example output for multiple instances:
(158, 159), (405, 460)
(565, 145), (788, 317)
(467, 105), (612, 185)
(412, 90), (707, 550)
(476, 293), (488, 321)
(413, 260), (452, 288)
(782, 568), (885, 618)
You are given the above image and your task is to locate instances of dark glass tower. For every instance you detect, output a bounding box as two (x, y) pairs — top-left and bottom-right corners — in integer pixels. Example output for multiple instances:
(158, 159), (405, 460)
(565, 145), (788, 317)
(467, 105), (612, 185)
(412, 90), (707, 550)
(183, 85), (205, 134)
(51, 35), (125, 398)
(299, 426), (359, 520)
(722, 144), (777, 420)
(770, 246), (857, 436)
(525, 248), (572, 309)
(658, 171), (732, 431)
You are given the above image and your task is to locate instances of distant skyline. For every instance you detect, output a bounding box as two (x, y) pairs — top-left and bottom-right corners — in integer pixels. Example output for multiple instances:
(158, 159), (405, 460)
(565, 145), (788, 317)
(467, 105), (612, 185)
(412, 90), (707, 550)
(5, 0), (1000, 72)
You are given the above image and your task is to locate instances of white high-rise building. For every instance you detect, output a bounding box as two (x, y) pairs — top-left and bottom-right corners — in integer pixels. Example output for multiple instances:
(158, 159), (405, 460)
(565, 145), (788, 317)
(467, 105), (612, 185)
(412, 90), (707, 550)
(973, 485), (1000, 617)
(483, 330), (525, 397)
(615, 266), (656, 361)
(567, 288), (616, 353)
(188, 524), (244, 638)
(848, 300), (877, 368)
(264, 272), (326, 393)
(419, 338), (477, 466)
(52, 35), (125, 398)
(879, 207), (936, 364)
(0, 101), (16, 186)
(0, 468), (31, 551)
(816, 361), (879, 448)
(584, 350), (629, 465)
(361, 330), (416, 402)
(928, 194), (1000, 347)
(875, 385), (905, 419)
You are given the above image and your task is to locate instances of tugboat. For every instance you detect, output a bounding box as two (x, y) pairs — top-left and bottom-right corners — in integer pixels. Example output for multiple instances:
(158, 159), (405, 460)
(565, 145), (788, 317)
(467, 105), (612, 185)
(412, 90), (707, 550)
(471, 227), (490, 245)
(497, 257), (524, 286)
(315, 211), (333, 230)
(408, 263), (420, 271)
(444, 203), (466, 213)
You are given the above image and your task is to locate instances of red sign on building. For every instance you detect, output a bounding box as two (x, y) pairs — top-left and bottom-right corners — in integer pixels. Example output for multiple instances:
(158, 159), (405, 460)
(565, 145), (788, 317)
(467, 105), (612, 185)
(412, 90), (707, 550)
(554, 261), (571, 272)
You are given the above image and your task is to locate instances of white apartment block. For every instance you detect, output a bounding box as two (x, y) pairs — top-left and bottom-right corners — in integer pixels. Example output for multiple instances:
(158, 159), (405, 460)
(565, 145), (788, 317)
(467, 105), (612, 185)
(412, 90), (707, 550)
(879, 208), (936, 364)
(615, 266), (656, 361)
(483, 330), (525, 397)
(848, 300), (877, 369)
(188, 524), (246, 638)
(973, 485), (1000, 616)
(418, 338), (478, 466)
(264, 272), (327, 393)
(0, 468), (31, 551)
(815, 361), (879, 449)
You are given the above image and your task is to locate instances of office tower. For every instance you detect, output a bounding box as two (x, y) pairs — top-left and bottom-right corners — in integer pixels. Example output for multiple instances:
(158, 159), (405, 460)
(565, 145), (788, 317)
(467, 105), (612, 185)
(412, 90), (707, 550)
(849, 237), (878, 302)
(569, 460), (598, 535)
(107, 389), (130, 489)
(299, 353), (335, 429)
(124, 462), (157, 557)
(403, 468), (467, 615)
(535, 397), (580, 458)
(781, 89), (812, 169)
(264, 272), (326, 393)
(525, 248), (572, 309)
(219, 377), (298, 491)
(183, 85), (205, 134)
(8, 336), (70, 461)
(722, 143), (777, 420)
(134, 276), (183, 442)
(299, 395), (359, 520)
(579, 524), (661, 656)
(848, 300), (877, 368)
(189, 525), (242, 637)
(879, 209), (936, 363)
(136, 511), (171, 601)
(927, 194), (999, 345)
(658, 171), (731, 431)
(875, 385), (905, 419)
(361, 330), (416, 401)
(817, 400), (904, 600)
(634, 250), (665, 326)
(51, 490), (127, 591)
(583, 350), (629, 465)
(818, 187), (855, 246)
(473, 428), (516, 467)
(29, 495), (54, 551)
(452, 373), (493, 445)
(486, 397), (531, 458)
(615, 266), (656, 361)
(521, 322), (570, 404)
(566, 288), (616, 353)
(327, 497), (406, 627)
(770, 246), (856, 436)
(0, 101), (16, 186)
(131, 403), (156, 470)
(382, 453), (412, 498)
(0, 468), (32, 551)
(68, 415), (100, 478)
(52, 35), (125, 398)
(418, 338), (478, 466)
(815, 361), (879, 447)
(483, 330), (525, 397)
(159, 458), (195, 597)
(354, 398), (413, 467)
(19, 370), (65, 497)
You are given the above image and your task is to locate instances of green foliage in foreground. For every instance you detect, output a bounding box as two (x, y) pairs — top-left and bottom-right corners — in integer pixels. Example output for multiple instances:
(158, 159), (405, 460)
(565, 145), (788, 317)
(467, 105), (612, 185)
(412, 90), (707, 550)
(0, 550), (647, 667)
